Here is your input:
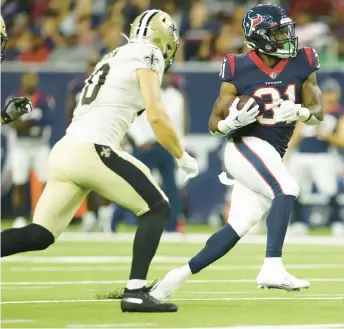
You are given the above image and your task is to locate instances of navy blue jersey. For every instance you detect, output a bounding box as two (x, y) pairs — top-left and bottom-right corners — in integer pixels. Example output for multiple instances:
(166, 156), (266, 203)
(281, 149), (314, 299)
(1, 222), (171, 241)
(67, 76), (86, 103)
(9, 91), (55, 139)
(220, 47), (320, 157)
(299, 107), (343, 153)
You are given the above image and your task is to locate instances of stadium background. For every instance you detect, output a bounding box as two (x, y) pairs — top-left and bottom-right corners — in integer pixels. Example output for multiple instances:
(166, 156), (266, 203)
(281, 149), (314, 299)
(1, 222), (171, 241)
(1, 0), (344, 230)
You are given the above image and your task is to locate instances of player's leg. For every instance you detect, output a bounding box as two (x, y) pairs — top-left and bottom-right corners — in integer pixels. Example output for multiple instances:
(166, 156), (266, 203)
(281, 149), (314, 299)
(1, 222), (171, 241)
(150, 181), (270, 299)
(225, 137), (308, 291)
(73, 143), (177, 312)
(1, 142), (89, 257)
(11, 143), (31, 228)
(287, 153), (312, 235)
(80, 192), (98, 232)
(156, 145), (181, 232)
(97, 197), (113, 233)
(312, 154), (341, 233)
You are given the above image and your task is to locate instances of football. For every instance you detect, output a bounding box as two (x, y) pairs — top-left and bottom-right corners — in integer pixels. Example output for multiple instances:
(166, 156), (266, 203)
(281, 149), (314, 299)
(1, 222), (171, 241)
(223, 95), (257, 118)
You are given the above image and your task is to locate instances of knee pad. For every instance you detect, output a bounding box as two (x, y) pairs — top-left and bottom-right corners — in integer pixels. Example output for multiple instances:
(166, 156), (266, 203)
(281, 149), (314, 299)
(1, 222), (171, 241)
(24, 223), (55, 251)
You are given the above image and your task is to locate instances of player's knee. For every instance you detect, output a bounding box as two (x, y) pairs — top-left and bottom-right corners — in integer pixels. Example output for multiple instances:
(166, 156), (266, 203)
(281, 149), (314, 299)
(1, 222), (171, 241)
(24, 223), (55, 251)
(229, 212), (261, 237)
(143, 200), (171, 223)
(277, 180), (300, 198)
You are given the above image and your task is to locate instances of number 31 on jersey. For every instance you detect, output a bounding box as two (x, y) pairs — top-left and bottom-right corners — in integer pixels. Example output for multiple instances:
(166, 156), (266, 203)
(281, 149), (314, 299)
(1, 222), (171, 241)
(254, 84), (296, 125)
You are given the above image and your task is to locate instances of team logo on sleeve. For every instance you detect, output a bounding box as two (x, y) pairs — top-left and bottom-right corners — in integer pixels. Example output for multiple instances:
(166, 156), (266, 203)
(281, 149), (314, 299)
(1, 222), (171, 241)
(243, 11), (263, 36)
(144, 50), (160, 70)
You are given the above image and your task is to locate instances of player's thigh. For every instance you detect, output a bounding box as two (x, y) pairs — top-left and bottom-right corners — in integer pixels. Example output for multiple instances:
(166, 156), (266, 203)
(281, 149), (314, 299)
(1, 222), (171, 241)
(32, 144), (50, 183)
(225, 137), (299, 200)
(312, 154), (338, 196)
(228, 181), (270, 236)
(61, 143), (168, 216)
(10, 144), (31, 185)
(33, 179), (89, 238)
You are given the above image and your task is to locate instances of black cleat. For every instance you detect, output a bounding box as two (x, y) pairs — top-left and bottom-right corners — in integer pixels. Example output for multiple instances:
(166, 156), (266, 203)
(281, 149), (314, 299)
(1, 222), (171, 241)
(121, 287), (178, 313)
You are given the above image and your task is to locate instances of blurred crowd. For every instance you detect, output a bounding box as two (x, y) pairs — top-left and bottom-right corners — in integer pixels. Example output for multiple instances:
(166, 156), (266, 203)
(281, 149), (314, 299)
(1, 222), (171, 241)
(2, 0), (344, 64)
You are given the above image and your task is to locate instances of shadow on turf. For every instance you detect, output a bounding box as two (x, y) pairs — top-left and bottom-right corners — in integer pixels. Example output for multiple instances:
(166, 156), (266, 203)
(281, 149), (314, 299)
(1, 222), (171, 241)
(95, 280), (158, 300)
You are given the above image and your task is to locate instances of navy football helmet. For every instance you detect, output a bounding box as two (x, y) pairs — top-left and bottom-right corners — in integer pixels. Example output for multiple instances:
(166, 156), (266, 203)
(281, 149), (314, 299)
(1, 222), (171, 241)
(242, 4), (298, 58)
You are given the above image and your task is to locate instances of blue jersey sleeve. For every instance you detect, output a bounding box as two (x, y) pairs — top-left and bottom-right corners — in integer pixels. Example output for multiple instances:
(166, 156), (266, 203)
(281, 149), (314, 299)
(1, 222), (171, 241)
(303, 47), (320, 76)
(219, 54), (236, 83)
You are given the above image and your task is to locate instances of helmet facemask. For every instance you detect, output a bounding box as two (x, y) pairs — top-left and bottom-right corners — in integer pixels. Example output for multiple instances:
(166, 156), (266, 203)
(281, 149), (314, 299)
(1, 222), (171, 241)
(1, 34), (7, 62)
(266, 22), (298, 58)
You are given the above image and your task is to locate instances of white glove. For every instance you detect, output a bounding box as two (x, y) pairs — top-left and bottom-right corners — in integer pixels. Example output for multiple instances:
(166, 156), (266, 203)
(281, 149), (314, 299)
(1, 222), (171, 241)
(218, 97), (260, 134)
(274, 100), (300, 122)
(176, 151), (199, 184)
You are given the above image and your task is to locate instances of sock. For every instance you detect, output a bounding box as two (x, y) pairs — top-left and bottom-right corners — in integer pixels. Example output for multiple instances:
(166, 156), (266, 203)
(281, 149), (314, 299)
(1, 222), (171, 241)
(266, 195), (295, 257)
(263, 257), (283, 269)
(1, 224), (54, 257)
(129, 200), (170, 281)
(178, 264), (192, 280)
(81, 211), (97, 232)
(98, 205), (112, 220)
(126, 279), (146, 290)
(188, 223), (240, 274)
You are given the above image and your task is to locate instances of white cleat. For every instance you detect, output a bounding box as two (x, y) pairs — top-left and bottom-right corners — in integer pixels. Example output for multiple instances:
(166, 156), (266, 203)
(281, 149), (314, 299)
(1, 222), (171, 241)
(256, 269), (310, 292)
(149, 267), (188, 300)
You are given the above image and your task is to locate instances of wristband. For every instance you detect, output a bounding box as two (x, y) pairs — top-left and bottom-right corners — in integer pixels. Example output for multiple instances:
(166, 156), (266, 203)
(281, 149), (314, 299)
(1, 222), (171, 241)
(0, 111), (12, 124)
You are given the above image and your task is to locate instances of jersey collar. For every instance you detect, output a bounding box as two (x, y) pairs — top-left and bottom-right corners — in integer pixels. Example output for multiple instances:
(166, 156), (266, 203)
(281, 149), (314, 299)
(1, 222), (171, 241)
(248, 50), (288, 79)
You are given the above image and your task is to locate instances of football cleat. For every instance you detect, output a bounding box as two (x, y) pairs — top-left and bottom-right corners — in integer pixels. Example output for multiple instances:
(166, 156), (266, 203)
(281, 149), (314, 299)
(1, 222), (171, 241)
(256, 269), (310, 292)
(121, 287), (178, 313)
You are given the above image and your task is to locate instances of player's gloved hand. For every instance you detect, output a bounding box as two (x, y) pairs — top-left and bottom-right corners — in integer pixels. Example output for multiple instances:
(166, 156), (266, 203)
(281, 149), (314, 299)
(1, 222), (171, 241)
(176, 151), (199, 184)
(1, 97), (32, 124)
(218, 97), (259, 134)
(274, 99), (313, 123)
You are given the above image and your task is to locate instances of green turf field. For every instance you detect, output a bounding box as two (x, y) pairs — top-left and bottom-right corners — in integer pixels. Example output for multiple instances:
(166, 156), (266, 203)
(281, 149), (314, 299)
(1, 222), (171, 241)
(1, 231), (344, 329)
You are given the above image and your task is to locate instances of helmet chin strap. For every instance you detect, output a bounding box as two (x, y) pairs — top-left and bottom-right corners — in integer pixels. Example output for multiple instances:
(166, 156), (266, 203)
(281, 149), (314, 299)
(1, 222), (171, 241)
(121, 33), (130, 43)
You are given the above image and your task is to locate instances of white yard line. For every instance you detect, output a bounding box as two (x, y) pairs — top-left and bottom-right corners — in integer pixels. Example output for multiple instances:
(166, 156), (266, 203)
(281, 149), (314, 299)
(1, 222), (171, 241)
(68, 324), (157, 328)
(55, 232), (344, 246)
(66, 326), (344, 329)
(2, 278), (344, 286)
(0, 319), (33, 323)
(2, 256), (189, 264)
(8, 264), (344, 272)
(1, 296), (344, 305)
(67, 325), (344, 329)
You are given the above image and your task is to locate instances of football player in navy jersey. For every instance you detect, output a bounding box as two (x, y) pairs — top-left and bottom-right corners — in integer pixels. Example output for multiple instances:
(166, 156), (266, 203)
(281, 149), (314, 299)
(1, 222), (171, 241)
(9, 72), (55, 228)
(0, 15), (32, 125)
(150, 4), (324, 299)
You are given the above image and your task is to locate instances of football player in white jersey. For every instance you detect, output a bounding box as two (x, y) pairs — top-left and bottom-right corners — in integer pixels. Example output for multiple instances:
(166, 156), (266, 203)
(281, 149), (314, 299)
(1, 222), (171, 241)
(1, 10), (199, 313)
(0, 15), (32, 125)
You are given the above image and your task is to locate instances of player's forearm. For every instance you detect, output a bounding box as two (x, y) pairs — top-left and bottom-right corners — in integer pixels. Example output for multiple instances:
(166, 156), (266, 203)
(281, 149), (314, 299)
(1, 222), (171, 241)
(209, 114), (222, 134)
(147, 108), (184, 159)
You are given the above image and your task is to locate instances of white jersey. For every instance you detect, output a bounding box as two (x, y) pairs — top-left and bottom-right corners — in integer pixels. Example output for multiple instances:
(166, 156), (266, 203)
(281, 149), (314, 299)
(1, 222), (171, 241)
(65, 42), (165, 150)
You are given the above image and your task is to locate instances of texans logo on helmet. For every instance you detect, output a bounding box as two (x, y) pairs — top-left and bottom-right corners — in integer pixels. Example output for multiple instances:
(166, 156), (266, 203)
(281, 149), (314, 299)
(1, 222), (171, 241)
(244, 11), (263, 36)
